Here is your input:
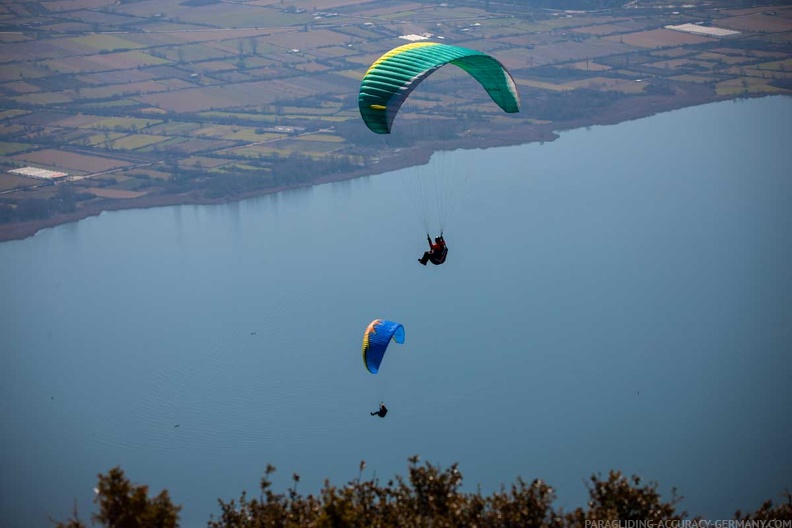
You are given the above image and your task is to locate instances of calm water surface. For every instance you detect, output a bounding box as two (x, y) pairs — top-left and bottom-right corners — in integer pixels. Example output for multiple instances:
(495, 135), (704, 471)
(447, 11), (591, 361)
(2, 97), (791, 526)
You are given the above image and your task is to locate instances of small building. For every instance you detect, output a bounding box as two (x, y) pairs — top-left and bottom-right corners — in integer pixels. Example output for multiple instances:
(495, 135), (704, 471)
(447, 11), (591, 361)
(665, 23), (741, 38)
(9, 167), (68, 181)
(399, 33), (432, 42)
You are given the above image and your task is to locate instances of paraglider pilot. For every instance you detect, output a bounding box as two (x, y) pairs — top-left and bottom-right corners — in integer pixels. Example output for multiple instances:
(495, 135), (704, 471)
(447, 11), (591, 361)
(370, 402), (388, 418)
(419, 234), (447, 266)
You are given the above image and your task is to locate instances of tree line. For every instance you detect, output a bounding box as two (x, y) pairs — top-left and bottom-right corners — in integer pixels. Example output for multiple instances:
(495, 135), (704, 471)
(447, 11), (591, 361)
(55, 457), (791, 527)
(0, 152), (358, 225)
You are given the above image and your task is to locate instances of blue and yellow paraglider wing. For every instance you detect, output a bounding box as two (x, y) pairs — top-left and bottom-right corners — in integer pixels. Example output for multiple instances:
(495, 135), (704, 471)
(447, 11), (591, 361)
(362, 319), (405, 374)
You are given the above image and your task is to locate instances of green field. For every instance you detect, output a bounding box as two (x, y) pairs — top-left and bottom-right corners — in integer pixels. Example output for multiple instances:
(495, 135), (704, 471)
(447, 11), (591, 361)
(0, 142), (34, 156)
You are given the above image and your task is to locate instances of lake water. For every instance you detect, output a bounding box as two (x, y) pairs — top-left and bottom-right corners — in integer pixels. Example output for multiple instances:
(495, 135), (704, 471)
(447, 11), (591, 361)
(1, 96), (791, 526)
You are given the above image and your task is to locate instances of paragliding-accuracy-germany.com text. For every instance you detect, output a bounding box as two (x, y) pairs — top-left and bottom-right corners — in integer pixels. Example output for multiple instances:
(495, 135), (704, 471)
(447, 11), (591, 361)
(585, 521), (791, 528)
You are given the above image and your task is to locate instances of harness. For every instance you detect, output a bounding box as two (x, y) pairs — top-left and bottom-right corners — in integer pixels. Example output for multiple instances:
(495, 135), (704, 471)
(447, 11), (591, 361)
(429, 245), (448, 265)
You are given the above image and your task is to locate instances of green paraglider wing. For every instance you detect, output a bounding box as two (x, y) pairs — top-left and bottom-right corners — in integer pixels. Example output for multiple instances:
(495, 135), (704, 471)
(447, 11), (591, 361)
(358, 42), (520, 134)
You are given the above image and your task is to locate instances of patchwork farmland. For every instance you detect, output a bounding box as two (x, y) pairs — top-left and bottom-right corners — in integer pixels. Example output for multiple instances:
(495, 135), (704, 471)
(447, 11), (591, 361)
(0, 0), (790, 240)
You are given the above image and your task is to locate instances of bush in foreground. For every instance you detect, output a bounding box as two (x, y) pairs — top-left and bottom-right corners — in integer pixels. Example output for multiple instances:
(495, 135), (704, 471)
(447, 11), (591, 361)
(54, 456), (791, 527)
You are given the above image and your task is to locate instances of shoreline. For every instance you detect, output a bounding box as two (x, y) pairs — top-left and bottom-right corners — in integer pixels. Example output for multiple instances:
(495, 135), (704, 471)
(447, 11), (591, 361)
(0, 87), (751, 243)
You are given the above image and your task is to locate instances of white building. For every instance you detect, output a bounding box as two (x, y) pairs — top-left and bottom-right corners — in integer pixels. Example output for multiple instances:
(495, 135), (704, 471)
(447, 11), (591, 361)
(665, 23), (741, 38)
(9, 167), (69, 181)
